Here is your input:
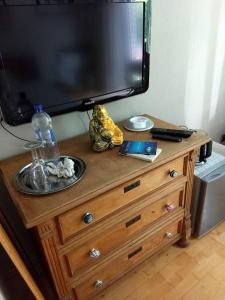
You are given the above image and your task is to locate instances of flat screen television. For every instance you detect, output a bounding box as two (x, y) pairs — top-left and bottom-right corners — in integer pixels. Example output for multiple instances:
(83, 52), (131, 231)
(0, 0), (151, 125)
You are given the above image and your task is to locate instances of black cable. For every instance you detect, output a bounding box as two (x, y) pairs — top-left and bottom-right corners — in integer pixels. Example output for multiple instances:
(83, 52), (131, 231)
(86, 111), (91, 121)
(0, 118), (32, 142)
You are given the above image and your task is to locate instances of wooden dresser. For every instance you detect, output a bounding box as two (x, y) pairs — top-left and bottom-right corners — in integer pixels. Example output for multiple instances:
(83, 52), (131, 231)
(0, 116), (209, 300)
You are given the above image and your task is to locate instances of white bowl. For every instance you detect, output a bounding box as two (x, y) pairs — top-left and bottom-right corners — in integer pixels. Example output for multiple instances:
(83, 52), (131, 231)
(124, 116), (154, 132)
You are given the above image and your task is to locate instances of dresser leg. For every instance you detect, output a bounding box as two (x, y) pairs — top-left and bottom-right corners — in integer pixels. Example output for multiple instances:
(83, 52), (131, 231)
(177, 215), (191, 248)
(36, 221), (70, 300)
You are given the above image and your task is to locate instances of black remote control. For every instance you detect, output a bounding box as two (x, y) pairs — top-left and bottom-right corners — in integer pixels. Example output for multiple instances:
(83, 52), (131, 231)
(150, 128), (193, 138)
(152, 133), (182, 142)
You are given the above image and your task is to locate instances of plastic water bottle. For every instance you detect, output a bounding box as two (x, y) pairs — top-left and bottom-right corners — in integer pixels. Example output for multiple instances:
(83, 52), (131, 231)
(32, 103), (60, 163)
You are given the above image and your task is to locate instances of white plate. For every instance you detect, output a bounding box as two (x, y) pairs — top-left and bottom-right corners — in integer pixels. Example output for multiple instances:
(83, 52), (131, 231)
(124, 116), (154, 132)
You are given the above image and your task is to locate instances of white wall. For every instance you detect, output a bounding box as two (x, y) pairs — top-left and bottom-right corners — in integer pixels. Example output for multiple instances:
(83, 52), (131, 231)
(149, 0), (225, 138)
(1, 0), (225, 160)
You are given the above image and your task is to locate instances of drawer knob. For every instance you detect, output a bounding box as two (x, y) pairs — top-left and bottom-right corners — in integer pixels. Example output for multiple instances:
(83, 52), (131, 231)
(169, 170), (178, 178)
(95, 280), (103, 289)
(165, 232), (173, 239)
(89, 248), (101, 259)
(165, 203), (175, 212)
(83, 212), (94, 224)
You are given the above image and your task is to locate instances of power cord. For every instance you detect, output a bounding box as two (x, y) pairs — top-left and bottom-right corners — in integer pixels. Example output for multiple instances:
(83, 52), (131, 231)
(86, 111), (91, 121)
(0, 117), (32, 142)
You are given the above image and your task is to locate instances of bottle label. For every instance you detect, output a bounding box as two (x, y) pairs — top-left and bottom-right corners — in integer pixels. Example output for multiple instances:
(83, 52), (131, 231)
(35, 129), (42, 141)
(35, 128), (56, 143)
(50, 129), (56, 142)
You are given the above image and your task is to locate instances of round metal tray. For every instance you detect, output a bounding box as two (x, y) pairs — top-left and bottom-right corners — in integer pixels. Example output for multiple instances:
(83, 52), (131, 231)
(14, 156), (86, 195)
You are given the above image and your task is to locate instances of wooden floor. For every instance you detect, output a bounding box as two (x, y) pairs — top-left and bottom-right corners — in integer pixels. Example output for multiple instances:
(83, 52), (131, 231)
(94, 222), (225, 300)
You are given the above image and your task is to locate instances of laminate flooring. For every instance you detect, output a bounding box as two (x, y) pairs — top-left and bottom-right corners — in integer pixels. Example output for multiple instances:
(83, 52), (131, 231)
(94, 221), (225, 300)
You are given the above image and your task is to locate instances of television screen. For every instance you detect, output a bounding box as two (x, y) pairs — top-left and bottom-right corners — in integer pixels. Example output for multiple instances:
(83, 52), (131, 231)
(0, 0), (150, 125)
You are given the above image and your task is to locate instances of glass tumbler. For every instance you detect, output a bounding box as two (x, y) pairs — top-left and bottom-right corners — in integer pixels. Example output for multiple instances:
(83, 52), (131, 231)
(24, 141), (49, 191)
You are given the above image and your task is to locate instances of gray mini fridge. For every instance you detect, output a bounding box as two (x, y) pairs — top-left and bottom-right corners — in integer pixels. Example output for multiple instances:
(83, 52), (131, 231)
(191, 152), (225, 238)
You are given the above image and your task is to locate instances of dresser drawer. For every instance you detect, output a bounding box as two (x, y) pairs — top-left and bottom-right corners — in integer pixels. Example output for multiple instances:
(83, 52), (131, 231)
(73, 218), (182, 300)
(63, 187), (184, 277)
(57, 156), (185, 243)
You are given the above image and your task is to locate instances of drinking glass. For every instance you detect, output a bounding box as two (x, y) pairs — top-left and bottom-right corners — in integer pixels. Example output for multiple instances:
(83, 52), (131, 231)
(24, 141), (49, 190)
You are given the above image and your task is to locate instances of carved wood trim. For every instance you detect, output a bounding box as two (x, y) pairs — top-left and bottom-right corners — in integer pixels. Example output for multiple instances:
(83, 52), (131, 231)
(185, 150), (197, 214)
(36, 221), (69, 300)
(178, 150), (197, 247)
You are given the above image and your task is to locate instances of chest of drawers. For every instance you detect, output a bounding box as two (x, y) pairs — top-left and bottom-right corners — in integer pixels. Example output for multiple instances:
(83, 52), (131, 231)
(0, 116), (209, 300)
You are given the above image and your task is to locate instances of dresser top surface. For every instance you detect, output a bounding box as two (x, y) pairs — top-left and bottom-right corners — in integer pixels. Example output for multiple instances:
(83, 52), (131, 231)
(0, 115), (209, 228)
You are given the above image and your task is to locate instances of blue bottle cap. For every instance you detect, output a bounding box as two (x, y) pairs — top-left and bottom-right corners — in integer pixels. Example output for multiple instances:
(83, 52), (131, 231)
(33, 103), (43, 113)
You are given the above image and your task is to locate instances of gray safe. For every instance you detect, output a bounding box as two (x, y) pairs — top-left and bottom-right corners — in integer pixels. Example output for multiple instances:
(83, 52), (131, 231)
(191, 152), (225, 238)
